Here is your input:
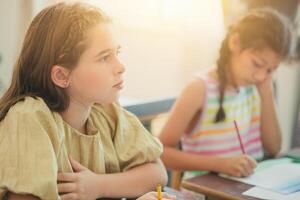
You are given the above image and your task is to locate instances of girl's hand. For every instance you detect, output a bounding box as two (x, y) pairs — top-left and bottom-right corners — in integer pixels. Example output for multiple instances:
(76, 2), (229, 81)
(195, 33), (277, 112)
(137, 191), (176, 200)
(255, 76), (273, 98)
(58, 156), (101, 200)
(218, 155), (257, 177)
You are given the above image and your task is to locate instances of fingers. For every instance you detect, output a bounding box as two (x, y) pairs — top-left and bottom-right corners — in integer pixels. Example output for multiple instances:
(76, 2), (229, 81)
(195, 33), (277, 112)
(233, 166), (243, 177)
(69, 156), (86, 172)
(241, 163), (252, 177)
(58, 182), (76, 194)
(243, 155), (257, 176)
(161, 192), (176, 199)
(247, 156), (258, 168)
(60, 193), (79, 200)
(138, 191), (176, 200)
(237, 155), (257, 177)
(137, 191), (156, 200)
(57, 173), (77, 182)
(241, 158), (252, 176)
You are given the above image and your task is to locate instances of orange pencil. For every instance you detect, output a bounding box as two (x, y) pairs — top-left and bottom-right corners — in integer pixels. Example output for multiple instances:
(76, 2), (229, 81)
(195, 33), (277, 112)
(234, 120), (245, 154)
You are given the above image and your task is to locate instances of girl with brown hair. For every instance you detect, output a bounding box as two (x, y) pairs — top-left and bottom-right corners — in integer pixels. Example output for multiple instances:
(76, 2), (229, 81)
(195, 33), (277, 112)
(0, 2), (175, 200)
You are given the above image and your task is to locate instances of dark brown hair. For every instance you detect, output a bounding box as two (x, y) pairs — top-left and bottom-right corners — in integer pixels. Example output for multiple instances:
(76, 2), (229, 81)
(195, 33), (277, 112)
(0, 2), (110, 121)
(215, 8), (291, 122)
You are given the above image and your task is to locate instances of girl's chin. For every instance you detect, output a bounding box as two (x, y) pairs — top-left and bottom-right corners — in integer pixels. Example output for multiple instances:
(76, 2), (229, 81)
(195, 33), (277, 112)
(93, 95), (120, 105)
(109, 93), (120, 103)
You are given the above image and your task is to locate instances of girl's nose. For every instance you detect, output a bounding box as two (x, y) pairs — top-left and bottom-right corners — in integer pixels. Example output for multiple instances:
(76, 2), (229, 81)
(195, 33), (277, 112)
(114, 58), (126, 74)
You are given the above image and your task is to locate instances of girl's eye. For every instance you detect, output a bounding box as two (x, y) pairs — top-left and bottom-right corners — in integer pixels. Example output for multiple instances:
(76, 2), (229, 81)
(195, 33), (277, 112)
(253, 60), (262, 68)
(99, 55), (110, 62)
(98, 49), (121, 63)
(267, 68), (273, 74)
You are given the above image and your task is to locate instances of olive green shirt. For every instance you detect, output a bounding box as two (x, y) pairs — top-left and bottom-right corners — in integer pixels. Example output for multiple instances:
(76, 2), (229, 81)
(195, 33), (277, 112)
(0, 97), (162, 199)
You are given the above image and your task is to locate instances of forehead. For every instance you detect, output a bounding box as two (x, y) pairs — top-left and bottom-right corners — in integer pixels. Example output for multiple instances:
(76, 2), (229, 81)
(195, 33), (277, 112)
(250, 47), (282, 68)
(83, 23), (118, 55)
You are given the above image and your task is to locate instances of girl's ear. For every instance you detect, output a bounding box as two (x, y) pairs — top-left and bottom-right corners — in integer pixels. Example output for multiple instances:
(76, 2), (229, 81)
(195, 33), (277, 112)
(51, 65), (71, 88)
(228, 33), (241, 53)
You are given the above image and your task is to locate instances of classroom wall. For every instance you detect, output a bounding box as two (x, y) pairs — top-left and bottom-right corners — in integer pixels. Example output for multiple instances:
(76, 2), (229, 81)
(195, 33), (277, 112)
(8, 0), (224, 99)
(276, 62), (300, 152)
(88, 0), (226, 99)
(0, 0), (299, 152)
(0, 0), (33, 92)
(0, 0), (21, 88)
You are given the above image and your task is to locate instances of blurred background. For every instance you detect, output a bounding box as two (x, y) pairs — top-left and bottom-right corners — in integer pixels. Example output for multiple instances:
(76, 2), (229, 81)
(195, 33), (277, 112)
(1, 0), (300, 153)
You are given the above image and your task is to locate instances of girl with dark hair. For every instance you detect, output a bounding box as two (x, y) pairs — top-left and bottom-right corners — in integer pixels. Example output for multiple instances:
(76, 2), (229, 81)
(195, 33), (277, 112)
(160, 8), (291, 181)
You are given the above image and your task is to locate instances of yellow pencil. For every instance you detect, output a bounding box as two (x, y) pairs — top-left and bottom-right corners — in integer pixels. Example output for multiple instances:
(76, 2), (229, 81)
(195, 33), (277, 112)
(156, 184), (162, 200)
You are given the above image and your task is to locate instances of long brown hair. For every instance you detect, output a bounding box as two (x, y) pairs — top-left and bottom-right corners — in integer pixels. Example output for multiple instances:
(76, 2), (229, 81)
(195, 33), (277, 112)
(215, 8), (291, 123)
(0, 2), (110, 121)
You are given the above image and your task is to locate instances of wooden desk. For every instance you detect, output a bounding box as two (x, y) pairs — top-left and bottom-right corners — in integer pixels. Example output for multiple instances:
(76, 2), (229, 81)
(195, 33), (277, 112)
(181, 173), (259, 200)
(181, 148), (300, 200)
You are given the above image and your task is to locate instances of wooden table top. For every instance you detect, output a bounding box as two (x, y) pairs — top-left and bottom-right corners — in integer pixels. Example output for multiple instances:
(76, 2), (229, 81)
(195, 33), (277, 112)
(181, 173), (259, 200)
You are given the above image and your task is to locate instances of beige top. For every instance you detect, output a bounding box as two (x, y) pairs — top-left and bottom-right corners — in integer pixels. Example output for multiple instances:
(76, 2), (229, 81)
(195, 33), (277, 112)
(0, 97), (162, 200)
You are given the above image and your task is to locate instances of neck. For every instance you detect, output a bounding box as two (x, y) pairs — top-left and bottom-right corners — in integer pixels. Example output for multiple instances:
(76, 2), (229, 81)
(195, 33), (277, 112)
(60, 97), (91, 134)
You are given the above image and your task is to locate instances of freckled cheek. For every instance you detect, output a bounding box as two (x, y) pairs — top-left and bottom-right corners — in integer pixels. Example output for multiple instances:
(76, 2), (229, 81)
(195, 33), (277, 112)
(243, 63), (254, 77)
(88, 75), (109, 93)
(71, 69), (110, 96)
(90, 73), (109, 90)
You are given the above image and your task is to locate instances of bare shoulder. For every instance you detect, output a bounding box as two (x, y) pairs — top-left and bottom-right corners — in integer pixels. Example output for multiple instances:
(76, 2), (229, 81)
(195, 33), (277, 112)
(179, 77), (206, 109)
(185, 78), (206, 94)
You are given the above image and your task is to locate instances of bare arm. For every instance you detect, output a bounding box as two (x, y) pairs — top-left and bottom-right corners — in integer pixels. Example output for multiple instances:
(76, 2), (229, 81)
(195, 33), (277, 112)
(58, 158), (168, 199)
(159, 78), (257, 177)
(258, 79), (282, 156)
(8, 159), (167, 200)
(161, 147), (224, 171)
(159, 79), (211, 170)
(99, 159), (168, 198)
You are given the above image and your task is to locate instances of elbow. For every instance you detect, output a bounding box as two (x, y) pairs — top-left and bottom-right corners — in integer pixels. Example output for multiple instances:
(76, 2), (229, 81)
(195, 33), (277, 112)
(160, 146), (177, 170)
(155, 159), (168, 186)
(266, 140), (282, 157)
(267, 145), (281, 157)
(160, 151), (172, 170)
(160, 166), (168, 186)
(262, 130), (282, 157)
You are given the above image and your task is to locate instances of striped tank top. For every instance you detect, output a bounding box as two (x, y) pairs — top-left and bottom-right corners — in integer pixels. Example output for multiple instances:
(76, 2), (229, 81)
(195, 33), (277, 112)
(181, 72), (264, 177)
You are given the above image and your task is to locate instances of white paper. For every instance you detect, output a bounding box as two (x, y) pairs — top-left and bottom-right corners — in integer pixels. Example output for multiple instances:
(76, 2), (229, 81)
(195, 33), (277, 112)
(220, 163), (300, 194)
(243, 186), (300, 200)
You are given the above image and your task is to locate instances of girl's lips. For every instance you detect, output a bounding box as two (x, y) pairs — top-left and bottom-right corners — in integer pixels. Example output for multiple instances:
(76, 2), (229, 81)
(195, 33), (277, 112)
(113, 81), (124, 89)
